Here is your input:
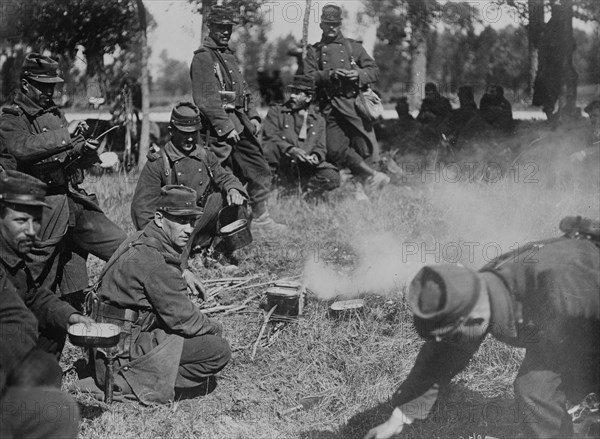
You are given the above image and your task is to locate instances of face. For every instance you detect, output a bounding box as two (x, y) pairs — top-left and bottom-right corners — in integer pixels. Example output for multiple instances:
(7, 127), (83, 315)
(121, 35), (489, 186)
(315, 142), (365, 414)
(170, 126), (199, 154)
(209, 23), (233, 46)
(0, 204), (43, 255)
(155, 211), (195, 250)
(320, 22), (342, 40)
(486, 85), (499, 98)
(289, 88), (312, 110)
(22, 79), (56, 109)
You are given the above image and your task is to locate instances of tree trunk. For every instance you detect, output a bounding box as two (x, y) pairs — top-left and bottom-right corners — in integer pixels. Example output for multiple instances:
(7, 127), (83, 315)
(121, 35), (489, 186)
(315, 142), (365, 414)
(299, 0), (312, 74)
(136, 0), (150, 170)
(527, 0), (543, 100)
(562, 0), (577, 110)
(409, 24), (427, 111)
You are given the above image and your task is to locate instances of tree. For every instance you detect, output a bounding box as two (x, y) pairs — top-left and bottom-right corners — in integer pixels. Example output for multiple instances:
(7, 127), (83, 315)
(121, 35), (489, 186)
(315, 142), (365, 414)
(135, 0), (151, 170)
(155, 51), (192, 97)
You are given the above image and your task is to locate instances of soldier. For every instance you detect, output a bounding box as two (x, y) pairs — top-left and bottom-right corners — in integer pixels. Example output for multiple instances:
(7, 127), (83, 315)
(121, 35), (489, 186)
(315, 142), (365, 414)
(0, 170), (84, 439)
(365, 225), (600, 439)
(305, 4), (389, 192)
(262, 75), (340, 198)
(92, 185), (231, 404)
(190, 6), (284, 231)
(0, 53), (127, 315)
(0, 170), (94, 356)
(479, 84), (513, 131)
(131, 102), (247, 274)
(416, 82), (452, 125)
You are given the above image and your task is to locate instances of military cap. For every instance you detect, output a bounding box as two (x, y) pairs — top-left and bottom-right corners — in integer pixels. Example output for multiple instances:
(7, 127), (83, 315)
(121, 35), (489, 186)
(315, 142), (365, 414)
(0, 170), (48, 207)
(408, 265), (481, 340)
(321, 4), (342, 23)
(288, 75), (315, 92)
(208, 6), (238, 25)
(157, 185), (203, 217)
(584, 100), (600, 115)
(22, 53), (64, 84)
(170, 102), (202, 132)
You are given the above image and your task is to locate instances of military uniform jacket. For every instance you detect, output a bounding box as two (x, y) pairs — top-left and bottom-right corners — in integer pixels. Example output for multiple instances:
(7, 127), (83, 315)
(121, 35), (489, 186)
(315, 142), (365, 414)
(391, 237), (600, 420)
(131, 141), (247, 230)
(0, 233), (75, 332)
(305, 33), (380, 160)
(190, 37), (260, 161)
(95, 222), (219, 403)
(0, 91), (102, 272)
(262, 102), (327, 161)
(0, 270), (38, 392)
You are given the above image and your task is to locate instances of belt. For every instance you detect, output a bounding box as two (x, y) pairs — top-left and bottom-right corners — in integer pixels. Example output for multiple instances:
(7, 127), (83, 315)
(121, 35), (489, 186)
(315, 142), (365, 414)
(97, 301), (139, 323)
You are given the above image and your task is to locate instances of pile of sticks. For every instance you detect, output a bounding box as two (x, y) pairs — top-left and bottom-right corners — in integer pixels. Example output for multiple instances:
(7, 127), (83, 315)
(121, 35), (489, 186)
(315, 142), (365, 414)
(197, 275), (263, 315)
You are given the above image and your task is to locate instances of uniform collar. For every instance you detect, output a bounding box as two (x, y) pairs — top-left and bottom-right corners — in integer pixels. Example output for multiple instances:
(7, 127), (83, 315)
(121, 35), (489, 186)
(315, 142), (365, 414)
(203, 36), (233, 53)
(320, 32), (346, 45)
(13, 90), (58, 117)
(163, 141), (205, 162)
(142, 221), (183, 264)
(0, 232), (30, 270)
(282, 101), (316, 116)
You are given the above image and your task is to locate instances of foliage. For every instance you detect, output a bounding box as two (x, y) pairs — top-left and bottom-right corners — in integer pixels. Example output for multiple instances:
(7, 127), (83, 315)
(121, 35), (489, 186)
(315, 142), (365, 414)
(154, 50), (191, 98)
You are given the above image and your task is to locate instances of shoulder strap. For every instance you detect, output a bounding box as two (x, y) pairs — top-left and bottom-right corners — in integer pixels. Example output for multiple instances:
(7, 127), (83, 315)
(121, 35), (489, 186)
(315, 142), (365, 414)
(160, 147), (173, 185)
(343, 39), (356, 66)
(207, 48), (233, 89)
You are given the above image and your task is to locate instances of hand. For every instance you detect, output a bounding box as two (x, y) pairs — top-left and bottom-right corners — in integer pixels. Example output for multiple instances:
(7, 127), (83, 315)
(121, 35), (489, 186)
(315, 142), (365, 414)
(68, 120), (89, 137)
(68, 313), (95, 326)
(334, 68), (349, 78)
(250, 118), (262, 135)
(226, 129), (241, 143)
(368, 171), (390, 190)
(183, 268), (206, 300)
(227, 189), (245, 206)
(306, 154), (320, 166)
(287, 146), (310, 163)
(344, 69), (359, 81)
(363, 420), (404, 439)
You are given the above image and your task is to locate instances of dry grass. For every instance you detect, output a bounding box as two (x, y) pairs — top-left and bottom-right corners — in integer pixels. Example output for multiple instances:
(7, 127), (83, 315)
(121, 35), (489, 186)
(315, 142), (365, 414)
(63, 122), (599, 438)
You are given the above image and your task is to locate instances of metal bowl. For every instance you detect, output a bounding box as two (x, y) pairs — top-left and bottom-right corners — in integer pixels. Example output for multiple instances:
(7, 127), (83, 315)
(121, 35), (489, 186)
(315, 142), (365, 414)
(67, 323), (121, 348)
(329, 299), (365, 318)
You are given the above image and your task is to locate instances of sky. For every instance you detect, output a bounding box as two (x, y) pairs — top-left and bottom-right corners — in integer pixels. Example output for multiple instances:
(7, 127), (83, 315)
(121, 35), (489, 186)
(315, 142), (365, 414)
(144, 0), (596, 76)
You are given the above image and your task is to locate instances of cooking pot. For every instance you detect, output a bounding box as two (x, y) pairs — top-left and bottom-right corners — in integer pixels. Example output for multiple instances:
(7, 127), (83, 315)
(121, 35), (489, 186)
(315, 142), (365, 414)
(215, 204), (252, 253)
(67, 323), (121, 348)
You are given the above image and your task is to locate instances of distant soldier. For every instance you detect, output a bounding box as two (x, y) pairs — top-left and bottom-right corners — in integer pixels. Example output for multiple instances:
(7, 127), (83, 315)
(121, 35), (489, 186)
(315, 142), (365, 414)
(262, 75), (340, 198)
(132, 102), (247, 274)
(441, 85), (478, 144)
(365, 224), (600, 439)
(479, 84), (513, 131)
(305, 4), (389, 191)
(190, 6), (284, 231)
(0, 53), (126, 354)
(92, 185), (231, 404)
(416, 82), (452, 125)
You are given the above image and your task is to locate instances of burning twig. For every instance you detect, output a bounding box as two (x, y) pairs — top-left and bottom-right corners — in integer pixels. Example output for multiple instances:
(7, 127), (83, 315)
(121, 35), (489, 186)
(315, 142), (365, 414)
(251, 306), (277, 361)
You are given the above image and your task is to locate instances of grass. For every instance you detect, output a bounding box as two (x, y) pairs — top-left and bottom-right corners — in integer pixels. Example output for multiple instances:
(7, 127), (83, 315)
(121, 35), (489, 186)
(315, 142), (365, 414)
(62, 119), (599, 439)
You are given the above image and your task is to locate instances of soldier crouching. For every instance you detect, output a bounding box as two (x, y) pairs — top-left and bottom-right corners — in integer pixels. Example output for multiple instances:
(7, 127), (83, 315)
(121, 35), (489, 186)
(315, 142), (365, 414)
(91, 185), (231, 404)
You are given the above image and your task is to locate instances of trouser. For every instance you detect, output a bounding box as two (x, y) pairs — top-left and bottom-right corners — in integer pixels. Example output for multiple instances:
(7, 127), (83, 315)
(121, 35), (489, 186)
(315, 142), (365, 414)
(175, 334), (232, 388)
(0, 387), (80, 439)
(264, 144), (340, 196)
(214, 130), (271, 210)
(324, 109), (372, 177)
(514, 343), (600, 438)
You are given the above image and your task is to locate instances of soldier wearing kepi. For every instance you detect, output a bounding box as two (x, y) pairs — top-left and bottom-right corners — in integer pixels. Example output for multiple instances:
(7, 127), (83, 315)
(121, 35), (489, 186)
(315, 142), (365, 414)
(365, 224), (600, 439)
(190, 6), (283, 231)
(305, 4), (389, 192)
(0, 172), (80, 439)
(131, 102), (247, 275)
(262, 74), (340, 198)
(0, 53), (127, 316)
(0, 170), (94, 352)
(92, 185), (231, 404)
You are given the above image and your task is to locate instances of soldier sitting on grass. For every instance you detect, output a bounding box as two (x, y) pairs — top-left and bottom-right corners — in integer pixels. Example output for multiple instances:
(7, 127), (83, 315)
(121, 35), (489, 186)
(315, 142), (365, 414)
(92, 185), (231, 404)
(262, 75), (340, 199)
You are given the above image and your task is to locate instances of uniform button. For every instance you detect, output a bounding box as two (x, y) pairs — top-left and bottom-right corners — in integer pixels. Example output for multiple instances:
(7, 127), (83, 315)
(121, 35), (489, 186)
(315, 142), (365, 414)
(61, 140), (66, 145)
(229, 70), (233, 73)
(282, 136), (286, 139)
(312, 131), (316, 135)
(42, 127), (47, 132)
(232, 81), (236, 85)
(198, 168), (202, 172)
(123, 366), (129, 371)
(177, 172), (182, 176)
(323, 61), (327, 64)
(324, 45), (327, 49)
(340, 59), (344, 62)
(284, 124), (288, 127)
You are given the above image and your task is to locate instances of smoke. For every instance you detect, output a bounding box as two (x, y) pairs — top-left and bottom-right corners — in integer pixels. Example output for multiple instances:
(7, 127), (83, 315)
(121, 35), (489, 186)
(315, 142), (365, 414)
(302, 119), (599, 301)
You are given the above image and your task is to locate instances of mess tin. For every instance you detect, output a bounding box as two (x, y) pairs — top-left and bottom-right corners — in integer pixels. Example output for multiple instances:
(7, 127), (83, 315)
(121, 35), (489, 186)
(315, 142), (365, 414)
(68, 323), (121, 348)
(266, 280), (305, 318)
(329, 298), (365, 318)
(215, 205), (252, 253)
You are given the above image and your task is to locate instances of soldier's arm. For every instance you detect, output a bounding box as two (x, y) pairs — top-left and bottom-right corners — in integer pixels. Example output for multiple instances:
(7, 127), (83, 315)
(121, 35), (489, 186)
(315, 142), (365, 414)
(24, 284), (78, 331)
(391, 339), (481, 421)
(131, 158), (163, 231)
(144, 259), (214, 336)
(262, 107), (294, 155)
(0, 111), (73, 163)
(305, 46), (332, 86)
(206, 149), (247, 197)
(353, 43), (380, 86)
(310, 113), (328, 162)
(190, 52), (236, 138)
(243, 81), (260, 121)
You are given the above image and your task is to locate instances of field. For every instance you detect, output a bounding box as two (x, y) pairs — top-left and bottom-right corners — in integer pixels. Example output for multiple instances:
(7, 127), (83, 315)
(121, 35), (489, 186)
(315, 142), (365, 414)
(63, 119), (599, 439)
